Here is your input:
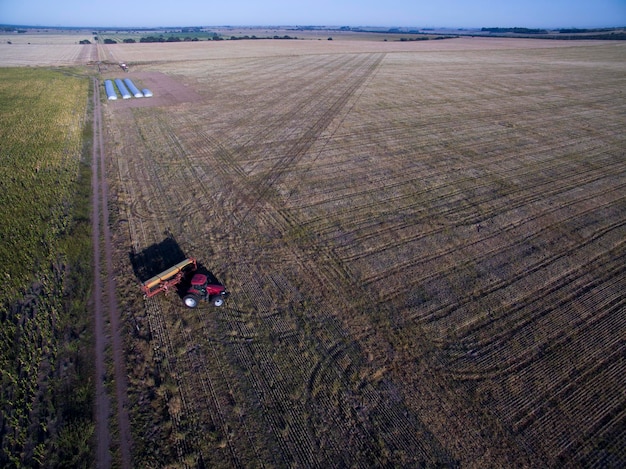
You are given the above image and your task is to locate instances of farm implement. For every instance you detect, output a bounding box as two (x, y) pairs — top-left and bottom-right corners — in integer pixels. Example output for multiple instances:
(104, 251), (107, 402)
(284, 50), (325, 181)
(140, 257), (229, 308)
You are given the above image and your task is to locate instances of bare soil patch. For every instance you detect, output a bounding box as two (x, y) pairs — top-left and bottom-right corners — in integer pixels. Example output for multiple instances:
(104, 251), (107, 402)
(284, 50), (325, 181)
(101, 71), (202, 109)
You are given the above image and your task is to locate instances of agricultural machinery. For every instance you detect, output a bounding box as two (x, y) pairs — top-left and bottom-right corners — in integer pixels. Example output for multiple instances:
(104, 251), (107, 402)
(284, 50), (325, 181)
(140, 257), (229, 308)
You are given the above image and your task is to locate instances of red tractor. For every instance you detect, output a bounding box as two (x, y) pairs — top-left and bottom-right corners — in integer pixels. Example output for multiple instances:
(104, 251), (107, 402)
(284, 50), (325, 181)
(140, 258), (228, 308)
(183, 272), (228, 308)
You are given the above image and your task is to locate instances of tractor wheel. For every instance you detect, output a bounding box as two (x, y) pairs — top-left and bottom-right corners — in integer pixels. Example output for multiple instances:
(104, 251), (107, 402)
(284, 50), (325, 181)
(183, 294), (199, 308)
(212, 297), (225, 307)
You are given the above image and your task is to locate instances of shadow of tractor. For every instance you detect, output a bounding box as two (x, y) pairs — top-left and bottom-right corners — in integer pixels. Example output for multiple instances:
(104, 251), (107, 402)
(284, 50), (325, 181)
(129, 235), (187, 283)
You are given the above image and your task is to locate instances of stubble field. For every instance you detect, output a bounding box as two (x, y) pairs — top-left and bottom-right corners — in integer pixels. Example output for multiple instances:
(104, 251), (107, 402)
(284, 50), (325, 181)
(99, 37), (626, 467)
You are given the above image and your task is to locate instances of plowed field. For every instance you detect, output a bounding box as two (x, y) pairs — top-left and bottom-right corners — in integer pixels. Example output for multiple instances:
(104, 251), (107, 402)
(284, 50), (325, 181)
(101, 39), (626, 467)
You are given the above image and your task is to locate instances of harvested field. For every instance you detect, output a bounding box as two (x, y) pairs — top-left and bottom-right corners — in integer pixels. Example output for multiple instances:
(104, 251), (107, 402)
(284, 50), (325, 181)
(97, 38), (626, 467)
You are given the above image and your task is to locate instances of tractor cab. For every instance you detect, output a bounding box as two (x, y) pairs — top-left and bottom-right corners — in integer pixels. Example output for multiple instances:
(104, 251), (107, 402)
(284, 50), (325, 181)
(183, 273), (229, 308)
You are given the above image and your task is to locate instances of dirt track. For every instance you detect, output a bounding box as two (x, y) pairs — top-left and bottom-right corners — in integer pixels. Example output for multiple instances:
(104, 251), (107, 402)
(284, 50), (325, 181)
(92, 77), (132, 469)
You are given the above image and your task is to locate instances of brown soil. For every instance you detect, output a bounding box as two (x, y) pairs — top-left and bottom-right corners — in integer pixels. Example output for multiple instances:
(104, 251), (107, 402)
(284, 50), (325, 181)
(99, 40), (626, 468)
(92, 77), (132, 469)
(101, 71), (202, 109)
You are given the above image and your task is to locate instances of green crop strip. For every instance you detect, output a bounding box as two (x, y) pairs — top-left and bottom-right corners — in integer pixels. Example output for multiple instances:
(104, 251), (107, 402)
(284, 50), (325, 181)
(0, 68), (86, 298)
(0, 68), (94, 467)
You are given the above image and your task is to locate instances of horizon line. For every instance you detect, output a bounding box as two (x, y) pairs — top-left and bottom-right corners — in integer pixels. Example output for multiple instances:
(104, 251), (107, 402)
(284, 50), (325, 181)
(2, 23), (625, 31)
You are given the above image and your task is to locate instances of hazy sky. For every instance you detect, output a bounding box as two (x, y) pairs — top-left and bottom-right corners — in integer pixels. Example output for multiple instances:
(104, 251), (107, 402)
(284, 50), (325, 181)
(1, 0), (624, 29)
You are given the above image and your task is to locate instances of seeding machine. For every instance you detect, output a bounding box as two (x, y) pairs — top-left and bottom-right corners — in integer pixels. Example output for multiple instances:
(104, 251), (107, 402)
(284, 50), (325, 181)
(140, 258), (229, 308)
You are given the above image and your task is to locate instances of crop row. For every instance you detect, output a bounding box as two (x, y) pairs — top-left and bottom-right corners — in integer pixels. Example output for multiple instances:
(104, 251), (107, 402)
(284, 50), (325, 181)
(0, 44), (85, 66)
(419, 193), (626, 340)
(444, 233), (625, 375)
(290, 137), (624, 269)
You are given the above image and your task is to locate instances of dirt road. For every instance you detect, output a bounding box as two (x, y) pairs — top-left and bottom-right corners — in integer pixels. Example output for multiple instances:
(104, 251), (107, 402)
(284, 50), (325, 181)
(91, 77), (132, 468)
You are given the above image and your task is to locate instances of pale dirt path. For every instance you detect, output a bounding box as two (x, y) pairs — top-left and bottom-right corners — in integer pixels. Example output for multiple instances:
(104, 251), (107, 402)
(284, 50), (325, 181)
(92, 76), (111, 469)
(92, 77), (132, 468)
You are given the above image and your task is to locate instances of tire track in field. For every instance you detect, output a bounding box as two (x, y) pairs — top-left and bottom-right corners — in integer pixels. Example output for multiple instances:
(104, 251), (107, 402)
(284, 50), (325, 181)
(92, 78), (133, 469)
(295, 140), (624, 248)
(173, 53), (386, 227)
(511, 342), (625, 462)
(510, 338), (625, 433)
(419, 193), (626, 326)
(236, 53), (386, 223)
(92, 77), (111, 469)
(190, 54), (368, 177)
(447, 224), (626, 348)
(229, 53), (357, 164)
(393, 202), (626, 352)
(296, 137), (625, 252)
(418, 223), (626, 465)
(443, 238), (626, 379)
(504, 302), (625, 438)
